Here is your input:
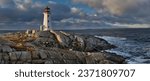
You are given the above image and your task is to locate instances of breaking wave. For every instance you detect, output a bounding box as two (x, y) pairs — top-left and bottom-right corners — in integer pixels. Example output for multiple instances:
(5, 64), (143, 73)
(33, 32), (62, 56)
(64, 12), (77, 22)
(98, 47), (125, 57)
(95, 36), (150, 64)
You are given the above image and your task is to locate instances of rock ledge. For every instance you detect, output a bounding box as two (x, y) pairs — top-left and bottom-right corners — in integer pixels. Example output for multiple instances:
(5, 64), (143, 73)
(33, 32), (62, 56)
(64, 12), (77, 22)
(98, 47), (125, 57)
(0, 30), (125, 64)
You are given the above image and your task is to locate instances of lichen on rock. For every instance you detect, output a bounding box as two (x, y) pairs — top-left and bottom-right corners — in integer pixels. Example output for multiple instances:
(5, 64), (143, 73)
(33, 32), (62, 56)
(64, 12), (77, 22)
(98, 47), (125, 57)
(0, 30), (126, 64)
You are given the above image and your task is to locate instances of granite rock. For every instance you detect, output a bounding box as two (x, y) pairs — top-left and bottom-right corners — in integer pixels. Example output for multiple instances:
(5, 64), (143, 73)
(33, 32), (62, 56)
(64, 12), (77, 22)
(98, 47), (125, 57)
(0, 30), (126, 64)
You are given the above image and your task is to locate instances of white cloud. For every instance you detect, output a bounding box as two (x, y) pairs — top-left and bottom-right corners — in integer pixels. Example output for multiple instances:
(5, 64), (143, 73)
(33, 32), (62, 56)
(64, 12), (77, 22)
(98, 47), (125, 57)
(14, 0), (32, 11)
(32, 2), (44, 8)
(60, 18), (102, 25)
(73, 0), (150, 15)
(48, 1), (57, 4)
(61, 18), (89, 24)
(71, 7), (81, 14)
(71, 7), (87, 17)
(0, 0), (150, 29)
(106, 22), (150, 28)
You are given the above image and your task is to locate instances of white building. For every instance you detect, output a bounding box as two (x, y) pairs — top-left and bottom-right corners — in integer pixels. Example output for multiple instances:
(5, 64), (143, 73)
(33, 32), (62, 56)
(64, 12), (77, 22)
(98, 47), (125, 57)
(41, 6), (52, 31)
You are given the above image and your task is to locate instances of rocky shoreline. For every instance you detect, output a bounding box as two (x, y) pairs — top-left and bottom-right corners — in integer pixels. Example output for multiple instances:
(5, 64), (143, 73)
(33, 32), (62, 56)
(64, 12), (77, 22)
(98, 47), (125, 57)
(0, 30), (126, 64)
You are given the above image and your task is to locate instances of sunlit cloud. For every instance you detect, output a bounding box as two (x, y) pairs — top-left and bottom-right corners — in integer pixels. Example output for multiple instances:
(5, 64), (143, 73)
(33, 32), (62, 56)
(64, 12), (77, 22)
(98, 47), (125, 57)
(73, 0), (150, 16)
(106, 22), (150, 28)
(0, 0), (150, 29)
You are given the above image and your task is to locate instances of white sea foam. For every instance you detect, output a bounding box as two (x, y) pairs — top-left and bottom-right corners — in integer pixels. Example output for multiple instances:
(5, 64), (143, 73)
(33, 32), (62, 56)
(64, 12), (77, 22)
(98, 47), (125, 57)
(127, 56), (150, 64)
(95, 36), (127, 44)
(95, 35), (150, 64)
(105, 50), (131, 57)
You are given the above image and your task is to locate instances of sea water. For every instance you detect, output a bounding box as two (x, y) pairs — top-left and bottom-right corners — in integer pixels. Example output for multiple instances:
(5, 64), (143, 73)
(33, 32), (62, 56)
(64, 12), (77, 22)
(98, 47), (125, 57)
(65, 28), (150, 64)
(1, 28), (150, 64)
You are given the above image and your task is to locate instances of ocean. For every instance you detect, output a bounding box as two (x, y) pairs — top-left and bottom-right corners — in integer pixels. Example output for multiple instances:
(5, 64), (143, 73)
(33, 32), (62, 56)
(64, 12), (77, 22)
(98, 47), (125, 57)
(0, 28), (150, 64)
(64, 28), (150, 64)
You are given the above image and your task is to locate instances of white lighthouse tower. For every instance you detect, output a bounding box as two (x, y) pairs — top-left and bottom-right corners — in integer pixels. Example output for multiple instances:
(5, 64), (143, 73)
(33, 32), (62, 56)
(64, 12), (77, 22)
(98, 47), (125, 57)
(40, 6), (62, 44)
(41, 6), (51, 31)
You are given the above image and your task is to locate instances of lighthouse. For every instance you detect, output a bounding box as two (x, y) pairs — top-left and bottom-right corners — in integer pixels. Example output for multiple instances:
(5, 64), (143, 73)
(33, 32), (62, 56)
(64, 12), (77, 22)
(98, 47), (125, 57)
(41, 6), (52, 31)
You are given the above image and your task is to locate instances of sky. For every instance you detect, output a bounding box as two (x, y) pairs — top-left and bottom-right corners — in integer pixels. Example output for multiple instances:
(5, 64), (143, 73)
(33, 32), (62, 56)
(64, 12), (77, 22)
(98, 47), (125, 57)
(0, 0), (150, 30)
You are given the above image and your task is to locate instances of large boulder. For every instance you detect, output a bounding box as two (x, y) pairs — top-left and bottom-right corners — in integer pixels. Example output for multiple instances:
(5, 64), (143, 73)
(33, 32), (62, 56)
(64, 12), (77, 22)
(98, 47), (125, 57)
(0, 30), (125, 64)
(83, 36), (115, 51)
(33, 31), (58, 47)
(33, 31), (115, 52)
(55, 31), (72, 48)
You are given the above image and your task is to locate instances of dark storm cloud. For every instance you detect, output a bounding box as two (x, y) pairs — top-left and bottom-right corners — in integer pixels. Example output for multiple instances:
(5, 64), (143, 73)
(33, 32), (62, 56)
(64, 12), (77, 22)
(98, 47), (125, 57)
(73, 0), (150, 15)
(0, 0), (74, 21)
(0, 0), (15, 8)
(50, 3), (72, 20)
(0, 0), (150, 29)
(0, 7), (40, 22)
(0, 0), (78, 29)
(71, 0), (150, 28)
